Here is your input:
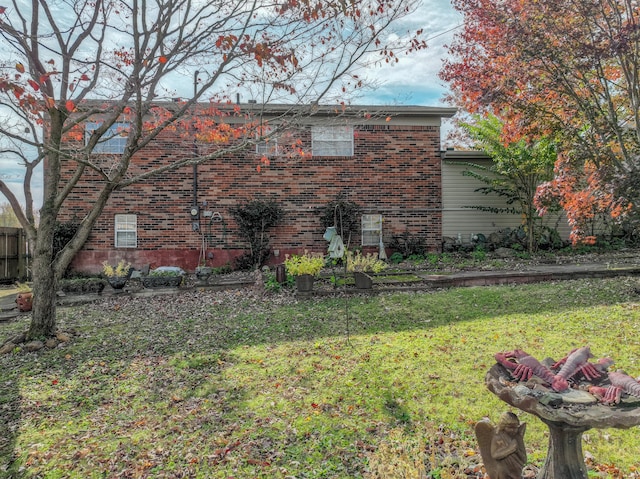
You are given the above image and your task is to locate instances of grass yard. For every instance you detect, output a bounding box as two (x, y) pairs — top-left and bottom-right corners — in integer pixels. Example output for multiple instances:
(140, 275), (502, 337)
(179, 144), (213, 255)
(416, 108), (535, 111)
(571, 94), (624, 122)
(2, 277), (640, 478)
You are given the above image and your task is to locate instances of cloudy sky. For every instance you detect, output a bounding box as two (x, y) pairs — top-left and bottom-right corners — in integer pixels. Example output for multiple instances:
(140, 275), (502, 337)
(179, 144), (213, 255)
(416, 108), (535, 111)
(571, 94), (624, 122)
(0, 0), (461, 208)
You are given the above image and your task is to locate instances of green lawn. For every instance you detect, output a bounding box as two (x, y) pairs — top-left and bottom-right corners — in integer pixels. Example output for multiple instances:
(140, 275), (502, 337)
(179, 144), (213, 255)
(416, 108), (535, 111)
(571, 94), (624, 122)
(2, 277), (640, 478)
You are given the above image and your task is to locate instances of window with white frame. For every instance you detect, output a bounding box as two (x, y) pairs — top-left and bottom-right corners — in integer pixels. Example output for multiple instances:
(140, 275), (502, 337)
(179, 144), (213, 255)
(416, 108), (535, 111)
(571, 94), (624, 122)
(115, 214), (137, 248)
(362, 214), (382, 246)
(311, 125), (353, 156)
(256, 126), (278, 156)
(85, 121), (130, 154)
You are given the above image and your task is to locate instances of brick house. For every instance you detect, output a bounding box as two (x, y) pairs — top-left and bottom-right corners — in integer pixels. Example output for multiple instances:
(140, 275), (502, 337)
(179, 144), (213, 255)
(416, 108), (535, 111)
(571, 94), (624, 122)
(59, 103), (457, 274)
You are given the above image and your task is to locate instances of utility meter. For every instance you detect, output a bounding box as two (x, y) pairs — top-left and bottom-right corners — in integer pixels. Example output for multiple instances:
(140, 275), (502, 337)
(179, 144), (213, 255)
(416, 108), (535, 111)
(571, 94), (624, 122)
(190, 206), (199, 218)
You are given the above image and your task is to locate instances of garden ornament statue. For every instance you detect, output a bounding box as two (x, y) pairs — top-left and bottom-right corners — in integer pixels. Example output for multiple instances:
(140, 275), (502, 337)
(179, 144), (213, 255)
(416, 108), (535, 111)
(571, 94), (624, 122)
(475, 412), (527, 479)
(488, 345), (640, 478)
(324, 226), (345, 259)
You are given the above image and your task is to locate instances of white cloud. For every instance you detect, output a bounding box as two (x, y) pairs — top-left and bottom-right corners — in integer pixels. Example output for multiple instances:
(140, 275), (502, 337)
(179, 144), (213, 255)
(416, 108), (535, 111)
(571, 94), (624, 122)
(357, 0), (461, 106)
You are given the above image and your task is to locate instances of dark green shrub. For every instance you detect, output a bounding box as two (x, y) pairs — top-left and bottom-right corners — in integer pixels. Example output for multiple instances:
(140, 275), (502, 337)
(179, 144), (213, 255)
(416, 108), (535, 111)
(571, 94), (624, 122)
(54, 220), (79, 258)
(389, 228), (427, 258)
(230, 198), (285, 270)
(389, 252), (404, 264)
(318, 193), (362, 247)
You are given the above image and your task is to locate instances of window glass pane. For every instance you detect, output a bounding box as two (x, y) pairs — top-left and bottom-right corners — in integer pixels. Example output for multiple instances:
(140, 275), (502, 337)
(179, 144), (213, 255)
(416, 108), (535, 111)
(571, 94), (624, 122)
(256, 126), (278, 156)
(312, 125), (353, 156)
(362, 214), (382, 246)
(115, 214), (137, 248)
(86, 122), (129, 154)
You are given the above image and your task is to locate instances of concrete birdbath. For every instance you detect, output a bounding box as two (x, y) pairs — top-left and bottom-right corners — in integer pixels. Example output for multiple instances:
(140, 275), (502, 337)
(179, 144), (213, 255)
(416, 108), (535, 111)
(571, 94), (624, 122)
(486, 362), (640, 479)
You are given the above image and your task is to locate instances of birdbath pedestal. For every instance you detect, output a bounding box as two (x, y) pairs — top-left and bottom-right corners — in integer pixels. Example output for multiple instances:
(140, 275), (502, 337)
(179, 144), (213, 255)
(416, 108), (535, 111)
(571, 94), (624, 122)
(486, 363), (640, 479)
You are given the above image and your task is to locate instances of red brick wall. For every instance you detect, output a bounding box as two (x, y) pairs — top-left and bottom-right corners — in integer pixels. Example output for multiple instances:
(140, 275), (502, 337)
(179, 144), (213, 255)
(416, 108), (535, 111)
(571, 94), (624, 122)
(62, 121), (443, 273)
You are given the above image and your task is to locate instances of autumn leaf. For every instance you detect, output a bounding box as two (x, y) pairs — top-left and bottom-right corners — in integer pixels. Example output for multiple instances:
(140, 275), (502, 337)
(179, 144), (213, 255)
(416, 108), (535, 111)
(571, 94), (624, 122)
(0, 6), (6, 14)
(16, 63), (25, 73)
(158, 56), (168, 64)
(27, 79), (40, 91)
(65, 100), (75, 112)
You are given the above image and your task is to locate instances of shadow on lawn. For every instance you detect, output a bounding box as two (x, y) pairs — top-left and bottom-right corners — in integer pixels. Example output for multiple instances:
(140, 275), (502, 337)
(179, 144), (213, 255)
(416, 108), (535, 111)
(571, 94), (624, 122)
(0, 278), (637, 476)
(0, 331), (24, 478)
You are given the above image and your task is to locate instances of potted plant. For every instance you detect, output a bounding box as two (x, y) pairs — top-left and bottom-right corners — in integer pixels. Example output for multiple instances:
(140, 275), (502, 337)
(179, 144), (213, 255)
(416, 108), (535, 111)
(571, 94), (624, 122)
(195, 265), (214, 282)
(141, 267), (185, 288)
(345, 250), (387, 289)
(284, 251), (325, 292)
(102, 260), (132, 291)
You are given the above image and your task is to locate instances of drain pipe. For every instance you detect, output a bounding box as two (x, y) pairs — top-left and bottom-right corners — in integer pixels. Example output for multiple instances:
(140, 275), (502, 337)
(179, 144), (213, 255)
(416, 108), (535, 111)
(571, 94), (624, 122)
(191, 70), (200, 231)
(192, 71), (200, 229)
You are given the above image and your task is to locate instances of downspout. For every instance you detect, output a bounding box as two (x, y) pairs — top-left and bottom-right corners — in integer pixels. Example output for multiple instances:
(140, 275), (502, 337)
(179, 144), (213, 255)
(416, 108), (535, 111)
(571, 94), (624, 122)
(193, 71), (199, 212)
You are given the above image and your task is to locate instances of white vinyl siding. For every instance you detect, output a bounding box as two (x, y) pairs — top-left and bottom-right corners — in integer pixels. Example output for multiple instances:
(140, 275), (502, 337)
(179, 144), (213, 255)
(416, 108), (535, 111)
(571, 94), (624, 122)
(311, 125), (353, 156)
(442, 158), (570, 241)
(115, 214), (137, 248)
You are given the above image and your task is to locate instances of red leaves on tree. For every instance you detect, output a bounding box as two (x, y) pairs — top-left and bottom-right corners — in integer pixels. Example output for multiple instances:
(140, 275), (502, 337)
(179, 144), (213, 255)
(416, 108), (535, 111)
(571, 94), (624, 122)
(443, 0), (640, 243)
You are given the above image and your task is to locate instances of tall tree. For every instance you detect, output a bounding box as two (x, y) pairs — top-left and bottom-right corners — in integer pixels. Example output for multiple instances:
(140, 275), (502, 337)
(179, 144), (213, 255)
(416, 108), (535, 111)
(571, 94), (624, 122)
(0, 0), (426, 339)
(440, 0), (640, 242)
(459, 114), (556, 252)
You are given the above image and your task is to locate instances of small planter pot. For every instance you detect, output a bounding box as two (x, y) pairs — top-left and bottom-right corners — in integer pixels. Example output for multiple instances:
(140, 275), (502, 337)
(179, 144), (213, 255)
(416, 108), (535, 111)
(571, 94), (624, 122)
(353, 271), (373, 289)
(195, 266), (213, 283)
(295, 274), (315, 292)
(16, 291), (33, 312)
(141, 275), (183, 288)
(107, 276), (129, 292)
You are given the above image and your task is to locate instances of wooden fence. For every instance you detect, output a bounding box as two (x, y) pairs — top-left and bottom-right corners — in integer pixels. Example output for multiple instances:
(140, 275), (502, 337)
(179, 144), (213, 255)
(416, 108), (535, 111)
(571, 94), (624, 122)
(0, 227), (28, 283)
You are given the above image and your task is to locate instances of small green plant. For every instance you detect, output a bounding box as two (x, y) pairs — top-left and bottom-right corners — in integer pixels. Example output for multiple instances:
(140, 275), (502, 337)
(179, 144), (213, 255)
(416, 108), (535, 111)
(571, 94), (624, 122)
(425, 252), (440, 266)
(471, 248), (487, 262)
(212, 263), (233, 275)
(149, 270), (181, 277)
(102, 260), (131, 277)
(345, 250), (388, 273)
(406, 254), (425, 264)
(284, 251), (325, 277)
(264, 270), (283, 292)
(389, 252), (404, 264)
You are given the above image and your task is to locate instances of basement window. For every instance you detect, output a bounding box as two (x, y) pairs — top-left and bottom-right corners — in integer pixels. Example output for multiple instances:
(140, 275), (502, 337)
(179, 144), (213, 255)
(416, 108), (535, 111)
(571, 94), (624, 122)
(86, 121), (130, 154)
(115, 214), (137, 248)
(311, 125), (353, 156)
(362, 214), (382, 246)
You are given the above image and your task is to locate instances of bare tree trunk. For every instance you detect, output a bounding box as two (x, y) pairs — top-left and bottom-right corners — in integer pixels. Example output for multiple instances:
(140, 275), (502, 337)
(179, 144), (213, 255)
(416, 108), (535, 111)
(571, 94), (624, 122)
(27, 219), (57, 339)
(28, 260), (57, 339)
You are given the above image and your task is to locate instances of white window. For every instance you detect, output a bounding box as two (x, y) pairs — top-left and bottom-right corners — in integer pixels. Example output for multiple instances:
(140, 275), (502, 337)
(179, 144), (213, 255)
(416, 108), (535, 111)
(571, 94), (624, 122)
(256, 127), (278, 156)
(115, 214), (137, 248)
(86, 121), (129, 154)
(362, 214), (382, 246)
(311, 125), (353, 156)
